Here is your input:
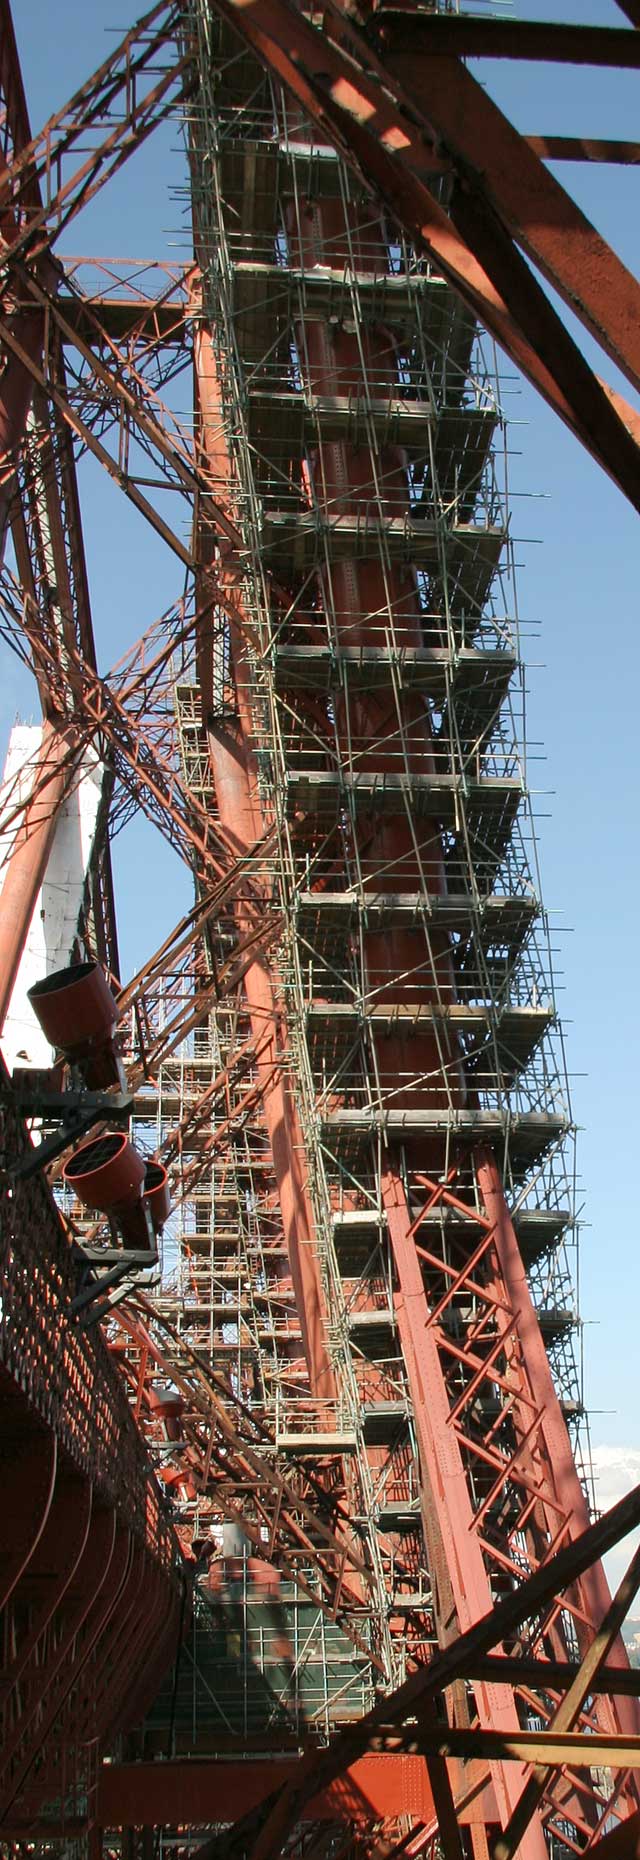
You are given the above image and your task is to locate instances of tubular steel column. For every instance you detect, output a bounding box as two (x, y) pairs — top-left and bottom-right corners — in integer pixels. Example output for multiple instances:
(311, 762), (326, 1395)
(184, 6), (640, 1849)
(194, 321), (335, 1401)
(0, 720), (77, 1030)
(476, 1147), (640, 1734)
(0, 294), (44, 546)
(282, 173), (540, 1848)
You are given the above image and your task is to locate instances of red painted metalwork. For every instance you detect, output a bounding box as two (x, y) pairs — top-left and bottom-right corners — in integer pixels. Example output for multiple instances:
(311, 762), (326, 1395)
(588, 1808), (640, 1857)
(0, 1061), (184, 1833)
(144, 1159), (171, 1232)
(384, 1172), (543, 1850)
(0, 719), (78, 1028)
(0, 1411), (57, 1609)
(237, 1481), (640, 1860)
(382, 42), (640, 392)
(97, 1754), (446, 1825)
(476, 1151), (634, 1693)
(208, 0), (640, 511)
(28, 958), (120, 1087)
(3, 4), (640, 1856)
(195, 324), (334, 1400)
(104, 1298), (374, 1653)
(0, 0), (120, 965)
(0, 4), (183, 269)
(0, 2), (47, 544)
(63, 1131), (155, 1251)
(371, 16), (640, 65)
(0, 296), (43, 543)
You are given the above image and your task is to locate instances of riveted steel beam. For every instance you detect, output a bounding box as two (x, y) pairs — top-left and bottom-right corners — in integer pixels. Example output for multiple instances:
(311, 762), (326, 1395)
(210, 0), (640, 511)
(245, 1479), (640, 1860)
(373, 14), (640, 67)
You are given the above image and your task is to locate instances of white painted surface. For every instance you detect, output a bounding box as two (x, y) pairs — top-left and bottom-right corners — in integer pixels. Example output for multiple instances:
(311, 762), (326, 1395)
(0, 724), (105, 1072)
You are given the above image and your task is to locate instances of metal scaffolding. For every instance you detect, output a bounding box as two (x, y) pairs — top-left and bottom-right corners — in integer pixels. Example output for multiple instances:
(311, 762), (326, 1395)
(99, 12), (632, 1846)
(3, 2), (640, 1856)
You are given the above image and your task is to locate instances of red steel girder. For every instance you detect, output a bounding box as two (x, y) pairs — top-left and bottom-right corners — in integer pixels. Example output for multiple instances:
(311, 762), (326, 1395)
(0, 23), (99, 677)
(403, 1154), (640, 1851)
(0, 0), (33, 171)
(588, 1807), (640, 1856)
(0, 1520), (133, 1826)
(9, 337), (98, 672)
(376, 33), (640, 396)
(194, 323), (336, 1400)
(107, 1298), (376, 1659)
(51, 1027), (282, 1223)
(8, 589), (272, 889)
(457, 1654), (640, 1702)
(526, 136), (640, 165)
(382, 1168), (538, 1848)
(57, 257), (190, 346)
(3, 261), (251, 558)
(0, 1371), (182, 1833)
(0, 2), (183, 267)
(7, 0), (640, 514)
(3, 11), (640, 1855)
(0, 1408), (57, 1611)
(0, 297), (193, 568)
(0, 1), (181, 579)
(185, 43), (640, 1852)
(475, 1151), (633, 1688)
(617, 0), (640, 24)
(97, 1753), (479, 1827)
(399, 1154), (632, 1845)
(120, 906), (284, 1085)
(0, 718), (80, 1024)
(0, 1058), (183, 1570)
(241, 1480), (640, 1860)
(371, 14), (640, 67)
(0, 0), (119, 967)
(0, 0), (47, 537)
(493, 1536), (640, 1859)
(207, 0), (640, 512)
(1, 1469), (93, 1701)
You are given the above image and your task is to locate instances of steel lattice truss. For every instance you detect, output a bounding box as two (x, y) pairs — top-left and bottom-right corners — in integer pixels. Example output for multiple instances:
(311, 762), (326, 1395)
(2, 2), (640, 1857)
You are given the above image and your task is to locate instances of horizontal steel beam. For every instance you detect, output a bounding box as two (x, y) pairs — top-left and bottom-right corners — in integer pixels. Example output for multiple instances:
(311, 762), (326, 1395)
(97, 1753), (492, 1827)
(409, 1727), (640, 1767)
(380, 44), (640, 400)
(244, 1479), (640, 1860)
(470, 1654), (640, 1700)
(213, 0), (640, 510)
(374, 14), (640, 67)
(57, 293), (187, 342)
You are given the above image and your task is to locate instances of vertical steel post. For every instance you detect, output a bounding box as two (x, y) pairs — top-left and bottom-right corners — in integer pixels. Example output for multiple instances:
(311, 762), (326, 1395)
(193, 320), (335, 1399)
(476, 1144), (640, 1742)
(0, 720), (77, 1033)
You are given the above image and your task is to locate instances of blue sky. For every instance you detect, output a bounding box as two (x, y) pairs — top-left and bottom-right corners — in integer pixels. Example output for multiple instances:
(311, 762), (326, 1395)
(8, 0), (640, 1551)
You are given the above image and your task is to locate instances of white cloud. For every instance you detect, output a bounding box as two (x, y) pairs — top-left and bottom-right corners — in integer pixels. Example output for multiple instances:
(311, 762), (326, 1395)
(590, 1444), (640, 1598)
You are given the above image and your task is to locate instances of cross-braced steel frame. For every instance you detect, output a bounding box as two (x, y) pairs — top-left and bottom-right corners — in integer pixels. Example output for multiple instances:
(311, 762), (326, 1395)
(2, 3), (640, 1857)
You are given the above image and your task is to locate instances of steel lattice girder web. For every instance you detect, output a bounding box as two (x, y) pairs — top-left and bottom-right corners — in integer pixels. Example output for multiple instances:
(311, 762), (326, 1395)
(1, 2), (640, 1859)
